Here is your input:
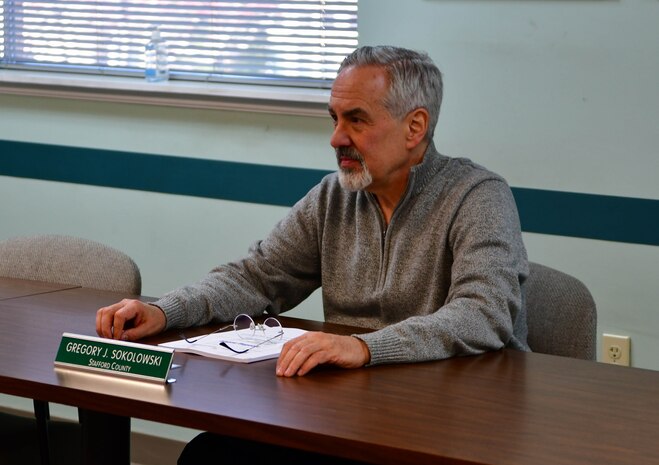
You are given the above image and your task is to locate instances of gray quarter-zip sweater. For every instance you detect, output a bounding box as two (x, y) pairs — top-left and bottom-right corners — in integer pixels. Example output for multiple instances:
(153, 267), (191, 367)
(155, 143), (530, 365)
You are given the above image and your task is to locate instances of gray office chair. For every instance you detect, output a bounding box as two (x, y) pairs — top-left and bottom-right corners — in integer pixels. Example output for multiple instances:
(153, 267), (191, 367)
(524, 262), (597, 360)
(0, 234), (141, 465)
(0, 234), (141, 294)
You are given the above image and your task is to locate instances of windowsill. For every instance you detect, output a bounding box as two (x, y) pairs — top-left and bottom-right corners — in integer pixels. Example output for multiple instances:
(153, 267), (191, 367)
(0, 70), (331, 117)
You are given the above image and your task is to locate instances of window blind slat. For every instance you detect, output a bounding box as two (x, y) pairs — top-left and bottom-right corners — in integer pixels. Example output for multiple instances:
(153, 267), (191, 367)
(0, 0), (358, 87)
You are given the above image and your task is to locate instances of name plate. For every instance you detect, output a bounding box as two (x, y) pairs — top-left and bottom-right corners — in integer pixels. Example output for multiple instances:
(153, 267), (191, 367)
(55, 333), (174, 383)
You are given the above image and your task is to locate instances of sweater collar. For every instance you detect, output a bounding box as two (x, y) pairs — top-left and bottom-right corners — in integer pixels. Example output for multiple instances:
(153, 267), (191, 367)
(406, 142), (448, 198)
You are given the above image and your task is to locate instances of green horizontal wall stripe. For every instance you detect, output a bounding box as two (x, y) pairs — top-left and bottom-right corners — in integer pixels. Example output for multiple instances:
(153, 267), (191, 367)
(0, 140), (325, 207)
(1, 140), (658, 247)
(513, 188), (658, 247)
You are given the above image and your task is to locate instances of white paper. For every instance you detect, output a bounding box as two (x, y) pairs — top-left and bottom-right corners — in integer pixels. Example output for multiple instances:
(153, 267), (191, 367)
(159, 327), (306, 363)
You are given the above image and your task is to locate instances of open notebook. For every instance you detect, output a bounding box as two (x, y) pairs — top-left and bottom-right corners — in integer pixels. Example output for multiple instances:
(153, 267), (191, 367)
(159, 327), (307, 363)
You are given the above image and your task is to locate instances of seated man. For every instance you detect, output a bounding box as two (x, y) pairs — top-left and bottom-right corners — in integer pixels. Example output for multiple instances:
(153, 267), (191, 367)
(97, 45), (529, 464)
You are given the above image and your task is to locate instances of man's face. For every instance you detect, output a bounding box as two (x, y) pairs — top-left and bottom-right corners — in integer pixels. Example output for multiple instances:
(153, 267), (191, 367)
(328, 65), (411, 193)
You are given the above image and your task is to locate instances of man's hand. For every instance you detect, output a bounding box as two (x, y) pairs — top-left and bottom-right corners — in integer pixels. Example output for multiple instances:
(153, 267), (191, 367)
(96, 299), (166, 341)
(276, 332), (371, 377)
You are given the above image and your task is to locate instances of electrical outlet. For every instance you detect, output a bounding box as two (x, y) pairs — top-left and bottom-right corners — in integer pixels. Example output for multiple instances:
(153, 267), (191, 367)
(602, 334), (631, 366)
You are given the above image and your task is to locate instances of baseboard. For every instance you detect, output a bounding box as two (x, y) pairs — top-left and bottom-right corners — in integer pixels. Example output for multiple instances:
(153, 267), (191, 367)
(0, 406), (187, 465)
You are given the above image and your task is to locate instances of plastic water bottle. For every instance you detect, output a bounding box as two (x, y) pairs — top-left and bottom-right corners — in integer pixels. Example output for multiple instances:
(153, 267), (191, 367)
(145, 28), (169, 82)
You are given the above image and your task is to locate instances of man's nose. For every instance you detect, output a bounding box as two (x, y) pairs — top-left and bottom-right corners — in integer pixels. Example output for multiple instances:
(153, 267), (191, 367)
(330, 122), (350, 148)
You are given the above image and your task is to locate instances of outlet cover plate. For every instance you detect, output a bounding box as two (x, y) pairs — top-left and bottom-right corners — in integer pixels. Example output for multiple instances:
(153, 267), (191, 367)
(602, 333), (631, 366)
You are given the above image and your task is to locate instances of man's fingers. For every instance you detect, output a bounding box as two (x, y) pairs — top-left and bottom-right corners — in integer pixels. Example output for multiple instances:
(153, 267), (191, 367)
(111, 301), (136, 339)
(96, 299), (155, 340)
(96, 300), (128, 338)
(277, 334), (316, 377)
(276, 333), (336, 377)
(96, 302), (116, 336)
(109, 306), (134, 340)
(295, 351), (326, 377)
(119, 304), (166, 341)
(276, 332), (371, 377)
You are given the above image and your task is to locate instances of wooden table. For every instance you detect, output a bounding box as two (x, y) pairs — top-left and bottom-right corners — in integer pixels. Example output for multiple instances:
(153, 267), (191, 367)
(1, 281), (658, 465)
(0, 277), (78, 301)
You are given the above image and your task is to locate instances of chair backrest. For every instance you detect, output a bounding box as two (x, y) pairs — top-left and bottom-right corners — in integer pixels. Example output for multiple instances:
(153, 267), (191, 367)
(524, 262), (597, 360)
(0, 234), (141, 294)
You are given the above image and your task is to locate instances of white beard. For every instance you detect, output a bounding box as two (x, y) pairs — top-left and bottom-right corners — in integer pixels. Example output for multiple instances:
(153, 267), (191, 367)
(338, 163), (373, 191)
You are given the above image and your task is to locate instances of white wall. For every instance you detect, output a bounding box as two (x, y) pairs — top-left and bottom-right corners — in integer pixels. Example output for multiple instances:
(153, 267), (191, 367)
(1, 0), (658, 444)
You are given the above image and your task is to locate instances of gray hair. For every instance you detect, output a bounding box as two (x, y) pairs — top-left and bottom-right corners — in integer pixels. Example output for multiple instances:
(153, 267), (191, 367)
(338, 45), (443, 141)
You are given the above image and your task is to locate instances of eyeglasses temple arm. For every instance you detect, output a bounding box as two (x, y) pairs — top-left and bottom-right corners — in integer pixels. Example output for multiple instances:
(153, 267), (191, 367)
(180, 323), (235, 344)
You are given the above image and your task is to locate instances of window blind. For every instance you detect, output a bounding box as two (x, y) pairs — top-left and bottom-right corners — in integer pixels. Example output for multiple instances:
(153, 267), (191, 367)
(0, 0), (358, 88)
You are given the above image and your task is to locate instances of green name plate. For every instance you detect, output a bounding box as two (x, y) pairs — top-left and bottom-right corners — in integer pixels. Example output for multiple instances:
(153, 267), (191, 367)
(55, 333), (174, 383)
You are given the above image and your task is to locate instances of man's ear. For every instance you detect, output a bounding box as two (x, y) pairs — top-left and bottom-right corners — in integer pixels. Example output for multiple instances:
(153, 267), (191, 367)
(405, 108), (429, 149)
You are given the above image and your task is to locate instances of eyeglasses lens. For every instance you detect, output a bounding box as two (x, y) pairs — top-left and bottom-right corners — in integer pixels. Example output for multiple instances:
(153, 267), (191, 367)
(263, 317), (283, 341)
(234, 314), (255, 336)
(233, 314), (283, 343)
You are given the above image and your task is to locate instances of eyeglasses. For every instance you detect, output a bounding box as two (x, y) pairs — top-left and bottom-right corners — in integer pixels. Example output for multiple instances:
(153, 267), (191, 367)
(179, 314), (284, 354)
